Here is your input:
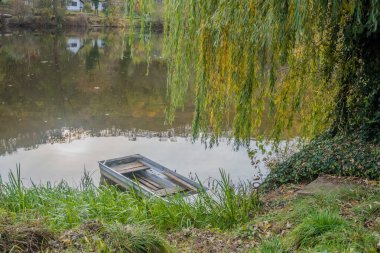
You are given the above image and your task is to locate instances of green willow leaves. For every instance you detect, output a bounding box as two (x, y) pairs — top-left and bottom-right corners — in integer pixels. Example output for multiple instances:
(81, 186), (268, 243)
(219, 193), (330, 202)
(129, 0), (380, 146)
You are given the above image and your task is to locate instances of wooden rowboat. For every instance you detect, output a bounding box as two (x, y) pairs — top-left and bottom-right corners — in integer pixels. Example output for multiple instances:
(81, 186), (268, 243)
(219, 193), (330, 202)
(98, 154), (205, 199)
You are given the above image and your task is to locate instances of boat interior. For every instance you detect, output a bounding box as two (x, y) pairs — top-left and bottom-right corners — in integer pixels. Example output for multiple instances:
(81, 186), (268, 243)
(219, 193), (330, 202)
(105, 158), (198, 197)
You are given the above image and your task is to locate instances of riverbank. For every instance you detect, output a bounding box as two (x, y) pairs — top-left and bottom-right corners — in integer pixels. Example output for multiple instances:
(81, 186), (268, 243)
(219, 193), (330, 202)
(0, 170), (379, 252)
(3, 12), (163, 31)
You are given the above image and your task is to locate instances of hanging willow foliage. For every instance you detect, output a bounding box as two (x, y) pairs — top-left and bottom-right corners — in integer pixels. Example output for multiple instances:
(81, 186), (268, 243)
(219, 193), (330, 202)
(160, 0), (380, 147)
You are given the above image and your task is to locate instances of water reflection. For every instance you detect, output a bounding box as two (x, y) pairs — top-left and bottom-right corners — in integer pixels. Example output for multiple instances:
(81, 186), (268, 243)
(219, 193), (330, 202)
(0, 29), (194, 154)
(66, 37), (84, 54)
(0, 29), (264, 184)
(0, 135), (267, 186)
(0, 126), (189, 156)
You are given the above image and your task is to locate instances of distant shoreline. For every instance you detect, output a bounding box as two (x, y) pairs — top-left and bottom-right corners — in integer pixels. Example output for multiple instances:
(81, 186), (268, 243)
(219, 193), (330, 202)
(3, 13), (164, 32)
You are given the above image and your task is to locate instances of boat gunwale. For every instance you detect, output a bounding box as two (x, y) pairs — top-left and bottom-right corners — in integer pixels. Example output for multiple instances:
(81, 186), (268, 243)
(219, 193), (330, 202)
(98, 154), (206, 199)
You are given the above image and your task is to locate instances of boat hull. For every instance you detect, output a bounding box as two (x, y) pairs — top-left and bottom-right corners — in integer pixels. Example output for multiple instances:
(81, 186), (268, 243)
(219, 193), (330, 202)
(98, 154), (206, 199)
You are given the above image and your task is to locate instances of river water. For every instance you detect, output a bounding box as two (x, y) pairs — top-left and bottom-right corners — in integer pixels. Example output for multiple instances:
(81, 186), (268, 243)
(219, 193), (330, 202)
(0, 29), (269, 185)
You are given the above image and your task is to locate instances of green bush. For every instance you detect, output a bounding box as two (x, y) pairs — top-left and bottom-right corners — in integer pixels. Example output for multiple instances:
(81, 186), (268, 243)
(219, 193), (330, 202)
(263, 133), (380, 189)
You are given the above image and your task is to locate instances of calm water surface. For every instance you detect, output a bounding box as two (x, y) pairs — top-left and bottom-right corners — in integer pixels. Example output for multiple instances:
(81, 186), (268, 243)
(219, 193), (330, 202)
(0, 29), (267, 185)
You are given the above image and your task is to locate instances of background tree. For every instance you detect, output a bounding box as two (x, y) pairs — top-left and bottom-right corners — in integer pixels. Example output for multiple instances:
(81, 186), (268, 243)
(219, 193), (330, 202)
(9, 0), (30, 22)
(83, 2), (92, 13)
(91, 0), (99, 15)
(33, 0), (65, 24)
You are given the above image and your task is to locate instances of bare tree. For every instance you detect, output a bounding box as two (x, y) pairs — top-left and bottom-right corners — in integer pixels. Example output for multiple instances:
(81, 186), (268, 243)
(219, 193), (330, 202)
(10, 0), (30, 22)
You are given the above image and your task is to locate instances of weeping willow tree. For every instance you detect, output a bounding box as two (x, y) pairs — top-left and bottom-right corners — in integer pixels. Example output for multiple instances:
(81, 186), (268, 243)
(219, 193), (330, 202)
(160, 0), (380, 146)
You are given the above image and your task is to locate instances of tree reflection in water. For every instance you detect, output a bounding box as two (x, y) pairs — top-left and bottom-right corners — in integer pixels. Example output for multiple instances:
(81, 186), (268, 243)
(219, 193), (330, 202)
(0, 29), (194, 156)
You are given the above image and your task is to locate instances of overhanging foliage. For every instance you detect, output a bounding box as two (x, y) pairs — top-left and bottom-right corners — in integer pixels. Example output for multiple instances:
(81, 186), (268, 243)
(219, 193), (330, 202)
(158, 0), (380, 145)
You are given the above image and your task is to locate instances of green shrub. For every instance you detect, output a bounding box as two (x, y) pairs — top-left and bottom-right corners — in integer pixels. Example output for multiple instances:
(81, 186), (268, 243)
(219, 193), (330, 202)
(83, 2), (92, 13)
(263, 133), (380, 189)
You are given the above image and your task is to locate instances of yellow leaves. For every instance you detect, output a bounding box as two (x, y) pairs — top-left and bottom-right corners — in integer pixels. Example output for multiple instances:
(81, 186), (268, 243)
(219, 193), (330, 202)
(163, 0), (364, 144)
(342, 0), (356, 16)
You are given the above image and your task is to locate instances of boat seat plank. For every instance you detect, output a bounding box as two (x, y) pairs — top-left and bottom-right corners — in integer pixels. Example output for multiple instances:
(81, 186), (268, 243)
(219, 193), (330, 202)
(136, 176), (161, 191)
(117, 165), (150, 174)
(163, 172), (198, 192)
(112, 161), (144, 170)
(155, 187), (185, 197)
(129, 175), (158, 191)
(113, 161), (150, 174)
(137, 175), (162, 189)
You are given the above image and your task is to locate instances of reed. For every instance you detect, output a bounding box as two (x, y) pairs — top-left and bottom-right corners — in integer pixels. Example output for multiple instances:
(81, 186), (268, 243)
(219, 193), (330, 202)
(0, 168), (261, 232)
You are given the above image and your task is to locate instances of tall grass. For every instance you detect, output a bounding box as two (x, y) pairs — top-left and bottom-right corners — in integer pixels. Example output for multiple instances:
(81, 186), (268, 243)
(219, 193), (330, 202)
(0, 168), (261, 231)
(256, 238), (284, 253)
(101, 223), (171, 253)
(291, 211), (347, 248)
(254, 187), (380, 252)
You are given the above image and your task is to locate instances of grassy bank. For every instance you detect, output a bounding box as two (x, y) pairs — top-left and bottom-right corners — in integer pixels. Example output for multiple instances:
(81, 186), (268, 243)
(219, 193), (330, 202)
(170, 180), (380, 252)
(0, 169), (260, 252)
(254, 181), (380, 252)
(0, 168), (379, 252)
